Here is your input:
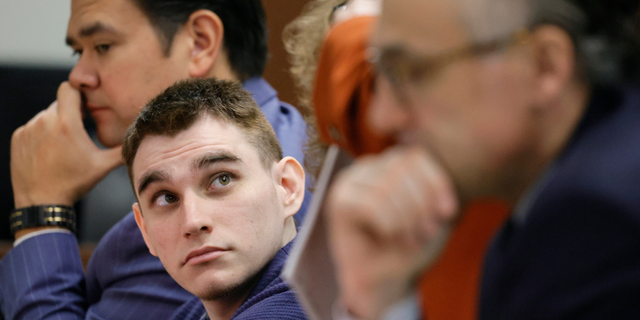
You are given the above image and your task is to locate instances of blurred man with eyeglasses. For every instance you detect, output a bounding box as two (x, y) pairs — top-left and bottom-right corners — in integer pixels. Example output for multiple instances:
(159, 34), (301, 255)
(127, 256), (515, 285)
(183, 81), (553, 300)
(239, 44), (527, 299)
(326, 0), (640, 319)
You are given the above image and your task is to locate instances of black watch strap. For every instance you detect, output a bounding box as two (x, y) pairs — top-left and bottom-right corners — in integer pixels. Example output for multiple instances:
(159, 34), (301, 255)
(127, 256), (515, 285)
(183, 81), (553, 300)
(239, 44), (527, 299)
(10, 205), (76, 235)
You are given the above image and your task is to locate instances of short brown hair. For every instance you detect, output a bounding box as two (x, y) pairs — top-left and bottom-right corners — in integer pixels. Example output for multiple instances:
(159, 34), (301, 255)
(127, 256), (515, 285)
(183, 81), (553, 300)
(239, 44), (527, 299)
(122, 78), (283, 186)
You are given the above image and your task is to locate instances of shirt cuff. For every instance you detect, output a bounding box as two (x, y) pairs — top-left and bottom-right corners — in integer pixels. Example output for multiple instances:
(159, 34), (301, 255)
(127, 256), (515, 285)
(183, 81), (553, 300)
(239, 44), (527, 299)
(13, 229), (72, 247)
(382, 292), (421, 320)
(331, 292), (421, 320)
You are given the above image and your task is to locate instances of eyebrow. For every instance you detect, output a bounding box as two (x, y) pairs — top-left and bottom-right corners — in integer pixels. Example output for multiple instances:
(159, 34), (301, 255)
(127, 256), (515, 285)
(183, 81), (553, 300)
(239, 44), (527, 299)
(65, 22), (119, 46)
(136, 153), (241, 196)
(137, 170), (171, 197)
(191, 153), (241, 171)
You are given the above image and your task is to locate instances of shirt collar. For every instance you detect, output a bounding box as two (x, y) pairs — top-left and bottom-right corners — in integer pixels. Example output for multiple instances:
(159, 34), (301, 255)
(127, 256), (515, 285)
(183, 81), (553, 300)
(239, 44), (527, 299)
(242, 77), (277, 107)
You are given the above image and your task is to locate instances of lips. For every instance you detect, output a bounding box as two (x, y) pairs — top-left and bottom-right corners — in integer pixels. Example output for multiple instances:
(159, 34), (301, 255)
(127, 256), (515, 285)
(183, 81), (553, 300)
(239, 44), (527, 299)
(183, 246), (227, 266)
(86, 104), (109, 112)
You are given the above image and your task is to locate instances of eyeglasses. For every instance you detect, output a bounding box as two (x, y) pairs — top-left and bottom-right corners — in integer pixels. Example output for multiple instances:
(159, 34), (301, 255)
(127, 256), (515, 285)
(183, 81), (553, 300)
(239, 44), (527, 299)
(329, 1), (349, 24)
(368, 29), (531, 105)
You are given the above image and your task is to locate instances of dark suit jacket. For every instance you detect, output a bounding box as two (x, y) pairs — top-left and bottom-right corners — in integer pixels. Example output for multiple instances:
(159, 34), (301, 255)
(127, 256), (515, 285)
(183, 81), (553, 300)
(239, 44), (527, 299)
(480, 85), (640, 319)
(0, 78), (311, 320)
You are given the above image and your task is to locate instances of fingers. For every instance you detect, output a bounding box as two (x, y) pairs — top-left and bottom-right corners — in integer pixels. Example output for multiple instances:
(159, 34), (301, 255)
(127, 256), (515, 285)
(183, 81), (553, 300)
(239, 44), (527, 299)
(96, 145), (125, 173)
(326, 146), (461, 318)
(334, 147), (458, 245)
(9, 82), (121, 207)
(400, 148), (457, 243)
(55, 81), (84, 124)
(411, 148), (458, 218)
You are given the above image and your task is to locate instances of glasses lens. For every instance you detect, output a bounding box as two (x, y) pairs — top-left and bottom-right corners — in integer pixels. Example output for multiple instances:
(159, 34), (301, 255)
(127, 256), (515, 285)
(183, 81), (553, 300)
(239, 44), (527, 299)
(329, 1), (349, 24)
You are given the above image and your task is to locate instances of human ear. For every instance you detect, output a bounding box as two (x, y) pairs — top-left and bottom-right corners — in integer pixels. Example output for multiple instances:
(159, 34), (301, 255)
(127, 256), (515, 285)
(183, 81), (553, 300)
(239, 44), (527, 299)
(274, 157), (306, 218)
(133, 203), (157, 257)
(183, 10), (224, 78)
(529, 25), (576, 106)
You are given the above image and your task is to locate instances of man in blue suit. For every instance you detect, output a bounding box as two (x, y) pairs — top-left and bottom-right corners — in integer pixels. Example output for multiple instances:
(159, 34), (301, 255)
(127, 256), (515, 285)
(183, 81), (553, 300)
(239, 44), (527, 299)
(1, 0), (309, 319)
(325, 0), (640, 319)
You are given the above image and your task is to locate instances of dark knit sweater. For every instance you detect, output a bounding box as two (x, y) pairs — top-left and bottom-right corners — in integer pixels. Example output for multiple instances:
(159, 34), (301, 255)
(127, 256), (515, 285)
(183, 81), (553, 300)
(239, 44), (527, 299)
(170, 239), (308, 320)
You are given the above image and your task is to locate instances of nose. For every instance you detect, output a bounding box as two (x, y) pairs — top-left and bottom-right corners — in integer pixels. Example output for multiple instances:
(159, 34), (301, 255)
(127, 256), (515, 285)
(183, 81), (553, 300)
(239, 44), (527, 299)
(68, 54), (99, 90)
(368, 75), (409, 137)
(181, 194), (213, 238)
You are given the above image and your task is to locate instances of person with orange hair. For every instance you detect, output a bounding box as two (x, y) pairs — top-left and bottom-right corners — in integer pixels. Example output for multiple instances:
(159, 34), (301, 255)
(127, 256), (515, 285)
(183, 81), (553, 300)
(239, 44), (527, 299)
(327, 0), (640, 319)
(284, 1), (508, 319)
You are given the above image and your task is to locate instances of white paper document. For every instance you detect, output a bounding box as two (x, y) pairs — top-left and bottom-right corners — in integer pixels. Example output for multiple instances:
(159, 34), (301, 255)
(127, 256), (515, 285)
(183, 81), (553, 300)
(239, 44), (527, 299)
(282, 145), (353, 320)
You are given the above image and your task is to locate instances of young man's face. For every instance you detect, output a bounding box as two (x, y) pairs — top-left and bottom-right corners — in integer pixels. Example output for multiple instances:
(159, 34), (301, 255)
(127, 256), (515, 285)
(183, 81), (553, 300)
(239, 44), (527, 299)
(131, 115), (294, 300)
(66, 0), (191, 147)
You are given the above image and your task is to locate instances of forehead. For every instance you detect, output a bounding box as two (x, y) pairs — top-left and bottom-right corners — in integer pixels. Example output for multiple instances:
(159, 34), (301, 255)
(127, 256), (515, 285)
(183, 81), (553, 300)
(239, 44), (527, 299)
(132, 116), (260, 184)
(68, 0), (150, 36)
(374, 0), (469, 53)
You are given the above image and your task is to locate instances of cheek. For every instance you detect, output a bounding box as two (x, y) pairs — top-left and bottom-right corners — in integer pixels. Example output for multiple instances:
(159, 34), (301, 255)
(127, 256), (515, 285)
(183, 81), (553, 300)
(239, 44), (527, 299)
(473, 62), (535, 166)
(409, 68), (483, 154)
(410, 62), (533, 171)
(226, 185), (283, 248)
(226, 191), (272, 231)
(98, 63), (148, 124)
(99, 49), (187, 125)
(146, 218), (181, 262)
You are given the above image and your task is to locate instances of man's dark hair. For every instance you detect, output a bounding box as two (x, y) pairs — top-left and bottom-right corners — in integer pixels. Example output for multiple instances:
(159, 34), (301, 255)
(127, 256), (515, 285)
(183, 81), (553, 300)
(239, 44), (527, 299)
(131, 0), (268, 80)
(530, 0), (640, 83)
(123, 78), (283, 187)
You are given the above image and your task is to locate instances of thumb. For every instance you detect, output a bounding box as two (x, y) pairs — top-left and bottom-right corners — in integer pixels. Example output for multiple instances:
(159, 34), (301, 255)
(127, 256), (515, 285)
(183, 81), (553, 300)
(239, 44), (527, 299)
(56, 82), (84, 123)
(94, 145), (125, 173)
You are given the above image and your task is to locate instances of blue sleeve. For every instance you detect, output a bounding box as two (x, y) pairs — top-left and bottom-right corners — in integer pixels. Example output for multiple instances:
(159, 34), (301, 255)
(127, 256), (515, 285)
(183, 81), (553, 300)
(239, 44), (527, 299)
(84, 212), (194, 320)
(0, 233), (86, 320)
(0, 212), (195, 320)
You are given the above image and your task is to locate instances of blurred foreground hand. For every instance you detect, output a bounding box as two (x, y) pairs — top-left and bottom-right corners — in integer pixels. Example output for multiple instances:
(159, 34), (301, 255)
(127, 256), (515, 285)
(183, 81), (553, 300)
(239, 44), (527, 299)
(326, 146), (459, 319)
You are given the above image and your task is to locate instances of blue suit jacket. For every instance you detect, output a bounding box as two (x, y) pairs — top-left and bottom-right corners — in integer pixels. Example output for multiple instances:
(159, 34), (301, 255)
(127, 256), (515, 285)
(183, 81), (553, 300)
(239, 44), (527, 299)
(0, 77), (311, 319)
(480, 85), (640, 319)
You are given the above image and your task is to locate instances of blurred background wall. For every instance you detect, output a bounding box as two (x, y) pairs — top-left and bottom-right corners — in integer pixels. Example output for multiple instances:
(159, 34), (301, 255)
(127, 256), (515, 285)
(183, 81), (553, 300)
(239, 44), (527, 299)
(0, 0), (311, 245)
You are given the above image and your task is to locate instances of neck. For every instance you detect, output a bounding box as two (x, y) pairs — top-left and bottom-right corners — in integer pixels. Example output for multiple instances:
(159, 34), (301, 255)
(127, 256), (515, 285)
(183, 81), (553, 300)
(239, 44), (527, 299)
(281, 216), (298, 247)
(505, 81), (591, 206)
(205, 51), (241, 82)
(200, 263), (264, 320)
(202, 296), (246, 320)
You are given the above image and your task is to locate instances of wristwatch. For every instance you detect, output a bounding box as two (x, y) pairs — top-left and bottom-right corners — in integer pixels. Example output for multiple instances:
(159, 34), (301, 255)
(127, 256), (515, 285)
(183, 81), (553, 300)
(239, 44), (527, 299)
(9, 205), (76, 236)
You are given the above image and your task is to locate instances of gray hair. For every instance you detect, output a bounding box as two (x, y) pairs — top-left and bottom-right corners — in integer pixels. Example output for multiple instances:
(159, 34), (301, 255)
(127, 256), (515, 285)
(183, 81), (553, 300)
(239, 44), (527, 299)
(454, 0), (640, 83)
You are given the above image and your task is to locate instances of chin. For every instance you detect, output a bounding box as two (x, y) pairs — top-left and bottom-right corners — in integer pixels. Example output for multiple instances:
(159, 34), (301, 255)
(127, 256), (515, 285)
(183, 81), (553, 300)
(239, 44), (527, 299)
(198, 273), (261, 301)
(190, 265), (263, 302)
(95, 125), (127, 148)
